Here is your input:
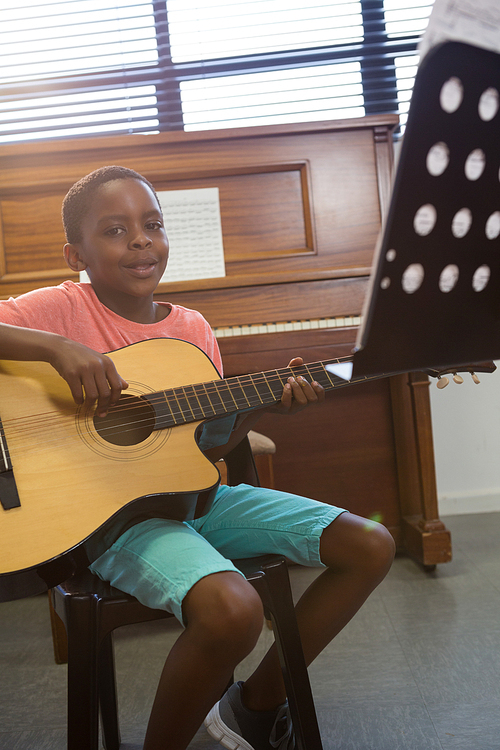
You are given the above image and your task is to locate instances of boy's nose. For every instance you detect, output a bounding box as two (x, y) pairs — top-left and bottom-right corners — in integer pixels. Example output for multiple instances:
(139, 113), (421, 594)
(129, 231), (152, 248)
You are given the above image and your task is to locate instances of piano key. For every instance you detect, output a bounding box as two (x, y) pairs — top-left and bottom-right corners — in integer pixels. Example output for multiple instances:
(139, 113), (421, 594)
(213, 316), (361, 339)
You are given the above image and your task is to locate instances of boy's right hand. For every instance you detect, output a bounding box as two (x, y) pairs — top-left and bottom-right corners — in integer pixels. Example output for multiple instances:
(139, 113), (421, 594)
(49, 338), (128, 417)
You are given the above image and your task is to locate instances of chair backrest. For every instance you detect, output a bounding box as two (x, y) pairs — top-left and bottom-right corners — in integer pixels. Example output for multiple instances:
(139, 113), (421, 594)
(224, 435), (261, 487)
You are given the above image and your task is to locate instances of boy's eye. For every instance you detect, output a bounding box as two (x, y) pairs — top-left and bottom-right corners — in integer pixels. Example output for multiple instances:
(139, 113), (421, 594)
(146, 221), (163, 231)
(105, 226), (124, 236)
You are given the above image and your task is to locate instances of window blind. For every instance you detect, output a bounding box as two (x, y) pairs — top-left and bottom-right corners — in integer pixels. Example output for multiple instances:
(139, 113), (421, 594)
(0, 0), (434, 144)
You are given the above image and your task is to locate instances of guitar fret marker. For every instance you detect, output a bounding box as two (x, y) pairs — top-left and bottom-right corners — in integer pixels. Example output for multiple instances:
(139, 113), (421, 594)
(235, 377), (252, 408)
(199, 383), (216, 418)
(175, 388), (194, 421)
(206, 383), (228, 416)
(180, 386), (198, 420)
(163, 391), (184, 425)
(191, 388), (207, 419)
(213, 381), (234, 413)
(239, 375), (265, 407)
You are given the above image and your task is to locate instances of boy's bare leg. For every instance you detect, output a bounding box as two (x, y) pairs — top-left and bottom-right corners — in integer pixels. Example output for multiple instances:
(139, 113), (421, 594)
(241, 513), (396, 711)
(142, 513), (395, 748)
(143, 571), (264, 750)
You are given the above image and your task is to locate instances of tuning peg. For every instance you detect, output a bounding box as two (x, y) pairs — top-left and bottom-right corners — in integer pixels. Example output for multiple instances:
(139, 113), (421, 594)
(453, 373), (464, 384)
(470, 372), (480, 384)
(437, 376), (449, 389)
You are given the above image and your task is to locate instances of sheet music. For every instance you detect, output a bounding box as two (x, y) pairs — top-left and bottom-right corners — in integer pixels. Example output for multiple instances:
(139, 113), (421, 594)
(158, 187), (226, 284)
(79, 186), (226, 285)
(419, 0), (500, 59)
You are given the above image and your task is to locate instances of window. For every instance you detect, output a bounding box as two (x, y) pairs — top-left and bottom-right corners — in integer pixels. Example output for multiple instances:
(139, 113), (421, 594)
(0, 0), (434, 144)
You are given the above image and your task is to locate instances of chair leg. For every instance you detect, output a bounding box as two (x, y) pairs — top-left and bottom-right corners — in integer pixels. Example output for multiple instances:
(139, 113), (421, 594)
(64, 594), (101, 750)
(250, 558), (323, 750)
(98, 632), (121, 750)
(48, 591), (69, 664)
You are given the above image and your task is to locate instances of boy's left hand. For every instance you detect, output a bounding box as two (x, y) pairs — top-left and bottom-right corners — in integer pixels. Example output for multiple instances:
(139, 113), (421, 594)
(268, 357), (325, 415)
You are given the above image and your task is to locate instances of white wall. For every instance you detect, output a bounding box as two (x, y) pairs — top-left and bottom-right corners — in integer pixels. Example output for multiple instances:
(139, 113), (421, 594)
(429, 362), (500, 515)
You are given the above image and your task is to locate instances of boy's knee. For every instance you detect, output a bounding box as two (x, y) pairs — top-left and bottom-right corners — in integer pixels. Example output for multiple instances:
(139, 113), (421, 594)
(183, 572), (264, 656)
(212, 577), (264, 640)
(320, 513), (395, 579)
(360, 519), (396, 575)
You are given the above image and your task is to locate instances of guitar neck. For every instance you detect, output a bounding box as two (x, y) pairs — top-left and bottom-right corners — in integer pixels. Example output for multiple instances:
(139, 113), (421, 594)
(147, 356), (366, 430)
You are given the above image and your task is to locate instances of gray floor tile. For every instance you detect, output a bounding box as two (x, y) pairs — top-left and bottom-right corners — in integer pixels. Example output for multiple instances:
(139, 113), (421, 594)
(314, 701), (444, 750)
(309, 642), (424, 707)
(0, 664), (67, 731)
(427, 701), (500, 750)
(0, 728), (67, 750)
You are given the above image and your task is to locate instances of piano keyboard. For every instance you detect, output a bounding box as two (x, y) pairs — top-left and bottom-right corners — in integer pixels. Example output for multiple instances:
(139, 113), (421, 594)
(213, 315), (361, 338)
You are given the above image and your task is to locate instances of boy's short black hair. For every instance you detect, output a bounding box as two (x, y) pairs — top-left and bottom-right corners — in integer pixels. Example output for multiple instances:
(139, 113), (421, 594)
(62, 165), (162, 244)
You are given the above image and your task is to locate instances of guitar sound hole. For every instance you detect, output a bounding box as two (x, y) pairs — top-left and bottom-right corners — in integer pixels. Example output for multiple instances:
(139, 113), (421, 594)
(93, 394), (156, 446)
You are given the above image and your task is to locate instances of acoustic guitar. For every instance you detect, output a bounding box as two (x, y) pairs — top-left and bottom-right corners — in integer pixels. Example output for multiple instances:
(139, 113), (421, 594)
(0, 337), (495, 601)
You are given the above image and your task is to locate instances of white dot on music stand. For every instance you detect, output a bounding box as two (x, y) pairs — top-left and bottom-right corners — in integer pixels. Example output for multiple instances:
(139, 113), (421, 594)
(485, 211), (500, 240)
(402, 263), (425, 294)
(414, 204), (437, 236)
(440, 77), (464, 113)
(426, 142), (450, 176)
(465, 149), (486, 181)
(472, 265), (490, 292)
(451, 207), (472, 238)
(439, 264), (460, 292)
(478, 87), (499, 122)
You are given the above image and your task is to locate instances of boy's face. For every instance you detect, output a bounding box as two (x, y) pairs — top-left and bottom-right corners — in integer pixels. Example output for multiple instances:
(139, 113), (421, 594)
(65, 178), (169, 316)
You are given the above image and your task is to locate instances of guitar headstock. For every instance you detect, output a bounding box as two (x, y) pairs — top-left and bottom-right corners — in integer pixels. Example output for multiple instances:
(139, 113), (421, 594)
(424, 361), (497, 388)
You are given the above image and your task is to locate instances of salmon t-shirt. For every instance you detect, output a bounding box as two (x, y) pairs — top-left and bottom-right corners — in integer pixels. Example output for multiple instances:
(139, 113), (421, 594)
(0, 281), (234, 448)
(0, 280), (222, 371)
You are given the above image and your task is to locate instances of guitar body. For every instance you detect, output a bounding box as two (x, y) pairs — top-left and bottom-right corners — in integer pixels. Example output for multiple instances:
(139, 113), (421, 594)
(0, 338), (221, 601)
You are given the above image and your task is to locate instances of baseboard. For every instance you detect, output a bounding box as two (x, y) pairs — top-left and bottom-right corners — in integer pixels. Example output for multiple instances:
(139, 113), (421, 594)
(438, 491), (500, 516)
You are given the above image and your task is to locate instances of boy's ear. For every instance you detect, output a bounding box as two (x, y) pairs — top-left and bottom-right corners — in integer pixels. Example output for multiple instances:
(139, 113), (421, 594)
(64, 243), (87, 272)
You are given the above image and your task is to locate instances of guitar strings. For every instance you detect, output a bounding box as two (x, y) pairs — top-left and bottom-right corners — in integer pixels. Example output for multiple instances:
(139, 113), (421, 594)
(1, 361), (369, 459)
(2, 362), (361, 448)
(1, 361), (352, 439)
(1, 360), (349, 435)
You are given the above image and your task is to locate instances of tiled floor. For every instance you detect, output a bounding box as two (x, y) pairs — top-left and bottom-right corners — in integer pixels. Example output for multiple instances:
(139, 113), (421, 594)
(1, 512), (500, 749)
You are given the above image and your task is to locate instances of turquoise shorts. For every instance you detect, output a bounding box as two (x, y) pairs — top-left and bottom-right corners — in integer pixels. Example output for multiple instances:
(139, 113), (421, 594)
(89, 484), (346, 624)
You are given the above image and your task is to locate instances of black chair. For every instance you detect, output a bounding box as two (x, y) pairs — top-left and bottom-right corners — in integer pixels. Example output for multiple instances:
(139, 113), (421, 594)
(50, 437), (323, 750)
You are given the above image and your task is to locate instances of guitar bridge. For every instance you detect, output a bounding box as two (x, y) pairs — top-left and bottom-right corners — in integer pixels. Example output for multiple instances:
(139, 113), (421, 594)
(0, 470), (21, 510)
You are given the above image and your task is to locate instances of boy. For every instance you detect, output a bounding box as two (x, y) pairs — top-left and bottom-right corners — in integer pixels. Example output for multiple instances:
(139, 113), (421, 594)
(0, 166), (395, 750)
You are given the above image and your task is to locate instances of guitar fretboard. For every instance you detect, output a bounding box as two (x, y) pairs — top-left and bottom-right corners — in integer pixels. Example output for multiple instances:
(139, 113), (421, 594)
(147, 358), (361, 430)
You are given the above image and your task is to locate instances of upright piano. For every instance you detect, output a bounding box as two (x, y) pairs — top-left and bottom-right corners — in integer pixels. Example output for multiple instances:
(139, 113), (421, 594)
(0, 116), (451, 566)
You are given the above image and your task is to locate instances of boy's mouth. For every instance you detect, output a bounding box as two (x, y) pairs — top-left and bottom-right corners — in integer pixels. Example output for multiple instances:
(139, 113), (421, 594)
(125, 258), (158, 277)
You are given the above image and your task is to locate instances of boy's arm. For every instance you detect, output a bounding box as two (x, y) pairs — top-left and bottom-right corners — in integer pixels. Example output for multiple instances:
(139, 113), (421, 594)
(203, 357), (324, 462)
(0, 322), (127, 417)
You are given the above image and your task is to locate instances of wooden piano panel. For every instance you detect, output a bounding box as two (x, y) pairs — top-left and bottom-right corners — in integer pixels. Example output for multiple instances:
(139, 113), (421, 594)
(0, 117), (388, 298)
(0, 117), (451, 566)
(157, 277), (368, 329)
(160, 165), (315, 262)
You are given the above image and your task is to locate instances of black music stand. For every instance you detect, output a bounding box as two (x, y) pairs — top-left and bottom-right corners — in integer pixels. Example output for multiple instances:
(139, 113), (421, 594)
(348, 41), (500, 381)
